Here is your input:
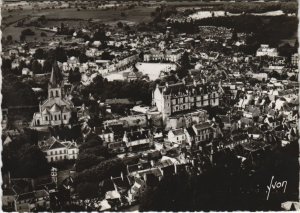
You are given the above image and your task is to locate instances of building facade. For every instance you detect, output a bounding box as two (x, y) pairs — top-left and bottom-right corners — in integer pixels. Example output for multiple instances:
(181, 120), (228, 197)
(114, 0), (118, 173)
(256, 44), (278, 57)
(39, 137), (79, 162)
(152, 81), (219, 121)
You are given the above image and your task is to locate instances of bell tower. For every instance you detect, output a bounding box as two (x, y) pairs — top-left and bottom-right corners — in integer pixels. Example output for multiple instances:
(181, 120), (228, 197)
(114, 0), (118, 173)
(48, 61), (64, 99)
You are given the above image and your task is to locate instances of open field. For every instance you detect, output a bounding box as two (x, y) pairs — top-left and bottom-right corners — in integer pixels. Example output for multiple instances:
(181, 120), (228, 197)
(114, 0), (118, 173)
(2, 6), (155, 40)
(2, 6), (155, 25)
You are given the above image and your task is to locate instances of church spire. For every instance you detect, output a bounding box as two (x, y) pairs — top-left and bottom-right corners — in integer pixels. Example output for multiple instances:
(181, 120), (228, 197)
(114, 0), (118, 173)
(49, 61), (63, 88)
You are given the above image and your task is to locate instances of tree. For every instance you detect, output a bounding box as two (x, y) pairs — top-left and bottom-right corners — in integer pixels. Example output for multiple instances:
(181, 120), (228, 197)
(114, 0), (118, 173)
(43, 59), (53, 73)
(178, 51), (190, 79)
(7, 35), (12, 42)
(68, 67), (81, 84)
(79, 53), (88, 63)
(117, 22), (123, 28)
(21, 28), (35, 36)
(232, 29), (238, 41)
(33, 48), (45, 59)
(76, 182), (99, 199)
(2, 130), (49, 178)
(31, 60), (43, 74)
(55, 47), (68, 62)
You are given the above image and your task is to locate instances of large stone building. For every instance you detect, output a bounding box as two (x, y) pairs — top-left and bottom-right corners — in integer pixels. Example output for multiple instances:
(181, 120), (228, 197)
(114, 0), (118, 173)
(152, 81), (219, 121)
(38, 137), (79, 162)
(256, 44), (278, 57)
(31, 62), (74, 127)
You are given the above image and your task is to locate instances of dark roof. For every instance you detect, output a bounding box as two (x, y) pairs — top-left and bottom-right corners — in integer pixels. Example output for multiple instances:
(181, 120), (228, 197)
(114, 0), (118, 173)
(186, 127), (196, 137)
(127, 162), (152, 173)
(161, 165), (175, 176)
(112, 176), (131, 189)
(194, 122), (212, 130)
(125, 130), (150, 142)
(49, 61), (63, 87)
(171, 128), (185, 136)
(232, 134), (248, 141)
(49, 141), (66, 150)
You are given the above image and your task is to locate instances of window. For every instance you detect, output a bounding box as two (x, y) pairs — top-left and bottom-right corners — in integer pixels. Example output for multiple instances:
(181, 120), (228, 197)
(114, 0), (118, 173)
(60, 156), (62, 160)
(51, 91), (53, 97)
(58, 114), (61, 120)
(60, 150), (62, 154)
(51, 157), (53, 162)
(64, 150), (66, 154)
(56, 91), (59, 97)
(54, 115), (57, 120)
(55, 151), (57, 155)
(64, 115), (67, 120)
(45, 116), (48, 121)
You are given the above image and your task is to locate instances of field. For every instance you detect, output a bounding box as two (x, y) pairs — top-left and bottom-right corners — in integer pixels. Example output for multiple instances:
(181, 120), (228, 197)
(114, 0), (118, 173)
(2, 6), (156, 40)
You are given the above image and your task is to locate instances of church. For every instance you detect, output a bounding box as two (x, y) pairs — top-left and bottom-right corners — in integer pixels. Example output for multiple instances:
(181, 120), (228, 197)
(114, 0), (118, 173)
(31, 62), (74, 127)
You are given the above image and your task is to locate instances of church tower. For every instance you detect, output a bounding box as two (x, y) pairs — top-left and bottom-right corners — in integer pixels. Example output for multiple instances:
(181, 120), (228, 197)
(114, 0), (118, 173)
(48, 61), (64, 99)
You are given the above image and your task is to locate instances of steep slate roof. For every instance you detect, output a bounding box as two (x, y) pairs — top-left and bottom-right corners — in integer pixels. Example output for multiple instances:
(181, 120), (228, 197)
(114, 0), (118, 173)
(193, 122), (212, 130)
(49, 61), (63, 87)
(171, 128), (185, 136)
(125, 130), (150, 142)
(49, 140), (66, 150)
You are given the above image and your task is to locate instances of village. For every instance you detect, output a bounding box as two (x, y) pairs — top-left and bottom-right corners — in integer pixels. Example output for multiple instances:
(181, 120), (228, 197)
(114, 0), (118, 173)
(1, 0), (299, 212)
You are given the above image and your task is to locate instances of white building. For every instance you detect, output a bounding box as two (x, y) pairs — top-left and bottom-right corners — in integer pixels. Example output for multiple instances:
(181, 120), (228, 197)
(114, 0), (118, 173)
(256, 44), (278, 57)
(168, 128), (186, 145)
(39, 137), (79, 162)
(152, 81), (219, 121)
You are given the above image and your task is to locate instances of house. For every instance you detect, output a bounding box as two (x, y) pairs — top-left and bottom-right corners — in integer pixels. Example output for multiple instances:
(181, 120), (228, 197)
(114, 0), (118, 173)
(3, 188), (17, 211)
(15, 190), (50, 212)
(291, 53), (298, 67)
(243, 106), (261, 118)
(264, 117), (278, 128)
(22, 68), (33, 76)
(39, 137), (79, 162)
(192, 122), (216, 145)
(31, 62), (74, 127)
(123, 70), (143, 81)
(95, 127), (114, 143)
(167, 128), (186, 145)
(123, 129), (153, 151)
(127, 177), (146, 202)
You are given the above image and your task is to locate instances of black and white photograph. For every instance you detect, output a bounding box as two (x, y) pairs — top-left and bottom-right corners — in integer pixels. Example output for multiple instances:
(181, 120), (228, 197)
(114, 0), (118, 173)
(1, 0), (299, 211)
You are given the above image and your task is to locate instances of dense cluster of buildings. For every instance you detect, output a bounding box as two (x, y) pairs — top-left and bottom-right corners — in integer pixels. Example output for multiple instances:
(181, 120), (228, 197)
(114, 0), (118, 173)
(2, 1), (299, 211)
